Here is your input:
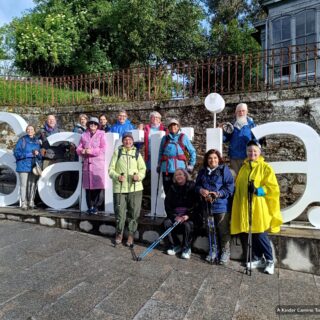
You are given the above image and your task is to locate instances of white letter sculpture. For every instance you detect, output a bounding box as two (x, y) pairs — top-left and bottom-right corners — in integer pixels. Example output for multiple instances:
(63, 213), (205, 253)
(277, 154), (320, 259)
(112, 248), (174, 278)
(0, 112), (28, 206)
(252, 122), (320, 228)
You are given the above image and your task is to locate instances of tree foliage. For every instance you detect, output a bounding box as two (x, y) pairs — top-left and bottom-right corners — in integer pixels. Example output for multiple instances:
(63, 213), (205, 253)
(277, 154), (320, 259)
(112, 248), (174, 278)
(205, 0), (263, 25)
(2, 0), (207, 76)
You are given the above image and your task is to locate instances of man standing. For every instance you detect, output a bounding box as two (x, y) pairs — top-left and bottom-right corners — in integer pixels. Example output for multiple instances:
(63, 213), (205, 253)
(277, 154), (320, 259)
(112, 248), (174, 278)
(110, 110), (136, 137)
(223, 103), (256, 175)
(38, 115), (66, 169)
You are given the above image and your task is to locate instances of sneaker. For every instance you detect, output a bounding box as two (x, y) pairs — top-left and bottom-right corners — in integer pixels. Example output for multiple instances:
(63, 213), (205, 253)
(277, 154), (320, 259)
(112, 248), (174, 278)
(205, 250), (217, 263)
(181, 248), (191, 259)
(29, 201), (36, 209)
(91, 207), (98, 215)
(167, 245), (182, 256)
(21, 203), (28, 211)
(264, 260), (275, 275)
(219, 250), (230, 265)
(246, 258), (266, 270)
(115, 234), (123, 245)
(126, 234), (134, 247)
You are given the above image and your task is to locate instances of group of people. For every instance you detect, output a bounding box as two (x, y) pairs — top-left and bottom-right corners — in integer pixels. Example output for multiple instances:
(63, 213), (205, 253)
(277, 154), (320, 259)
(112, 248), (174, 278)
(13, 103), (283, 274)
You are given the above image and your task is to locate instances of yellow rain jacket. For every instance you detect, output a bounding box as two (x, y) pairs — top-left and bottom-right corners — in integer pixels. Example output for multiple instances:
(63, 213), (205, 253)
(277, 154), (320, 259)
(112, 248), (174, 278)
(230, 156), (283, 234)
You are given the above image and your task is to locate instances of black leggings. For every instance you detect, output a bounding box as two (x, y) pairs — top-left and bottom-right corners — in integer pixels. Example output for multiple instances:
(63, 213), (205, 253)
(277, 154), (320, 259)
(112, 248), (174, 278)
(86, 189), (101, 209)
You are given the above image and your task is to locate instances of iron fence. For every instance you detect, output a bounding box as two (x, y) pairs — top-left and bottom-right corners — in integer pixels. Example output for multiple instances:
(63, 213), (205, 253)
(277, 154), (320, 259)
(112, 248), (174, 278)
(0, 42), (319, 107)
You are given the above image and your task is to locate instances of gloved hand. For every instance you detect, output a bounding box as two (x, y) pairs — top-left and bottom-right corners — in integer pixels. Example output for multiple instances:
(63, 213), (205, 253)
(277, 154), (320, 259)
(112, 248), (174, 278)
(187, 165), (194, 173)
(156, 165), (160, 173)
(255, 187), (266, 196)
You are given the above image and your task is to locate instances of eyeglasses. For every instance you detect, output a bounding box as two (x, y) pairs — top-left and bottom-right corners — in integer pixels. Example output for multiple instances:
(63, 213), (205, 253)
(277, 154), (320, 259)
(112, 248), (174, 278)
(89, 122), (98, 126)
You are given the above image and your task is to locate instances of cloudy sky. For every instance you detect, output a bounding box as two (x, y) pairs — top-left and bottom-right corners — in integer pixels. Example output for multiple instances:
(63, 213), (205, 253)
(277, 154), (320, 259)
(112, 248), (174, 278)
(0, 0), (35, 26)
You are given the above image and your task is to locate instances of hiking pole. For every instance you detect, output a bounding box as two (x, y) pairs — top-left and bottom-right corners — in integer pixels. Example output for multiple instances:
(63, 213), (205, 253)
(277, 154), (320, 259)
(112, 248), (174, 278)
(133, 172), (137, 193)
(153, 171), (161, 220)
(245, 162), (254, 276)
(245, 181), (253, 276)
(207, 216), (218, 264)
(137, 220), (181, 261)
(118, 173), (124, 208)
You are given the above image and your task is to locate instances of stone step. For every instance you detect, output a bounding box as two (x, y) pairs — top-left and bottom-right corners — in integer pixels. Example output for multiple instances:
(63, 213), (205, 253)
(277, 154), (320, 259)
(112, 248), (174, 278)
(0, 206), (319, 276)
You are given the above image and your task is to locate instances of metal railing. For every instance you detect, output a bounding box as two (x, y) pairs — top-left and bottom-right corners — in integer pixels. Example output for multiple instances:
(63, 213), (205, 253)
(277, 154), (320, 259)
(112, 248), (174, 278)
(0, 42), (319, 107)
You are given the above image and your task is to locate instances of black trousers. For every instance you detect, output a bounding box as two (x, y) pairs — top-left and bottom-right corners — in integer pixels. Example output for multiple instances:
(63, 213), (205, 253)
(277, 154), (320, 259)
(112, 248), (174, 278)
(162, 172), (174, 195)
(163, 218), (194, 250)
(86, 189), (101, 209)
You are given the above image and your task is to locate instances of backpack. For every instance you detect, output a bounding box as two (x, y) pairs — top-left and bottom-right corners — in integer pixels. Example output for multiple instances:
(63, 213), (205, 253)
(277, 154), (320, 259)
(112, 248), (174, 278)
(117, 146), (140, 163)
(162, 133), (190, 162)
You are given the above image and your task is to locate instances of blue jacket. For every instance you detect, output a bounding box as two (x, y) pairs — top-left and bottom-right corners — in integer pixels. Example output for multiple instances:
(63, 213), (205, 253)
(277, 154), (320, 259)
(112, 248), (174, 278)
(223, 117), (255, 159)
(14, 135), (42, 172)
(73, 123), (86, 134)
(195, 165), (234, 214)
(110, 119), (135, 137)
(158, 131), (196, 174)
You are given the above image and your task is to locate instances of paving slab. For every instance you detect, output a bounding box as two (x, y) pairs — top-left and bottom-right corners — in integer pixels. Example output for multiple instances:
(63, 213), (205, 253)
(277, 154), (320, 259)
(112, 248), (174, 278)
(0, 220), (319, 320)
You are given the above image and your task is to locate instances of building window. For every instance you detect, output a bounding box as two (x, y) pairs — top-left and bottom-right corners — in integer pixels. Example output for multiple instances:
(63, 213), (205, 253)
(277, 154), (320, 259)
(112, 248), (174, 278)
(272, 16), (291, 77)
(295, 9), (316, 74)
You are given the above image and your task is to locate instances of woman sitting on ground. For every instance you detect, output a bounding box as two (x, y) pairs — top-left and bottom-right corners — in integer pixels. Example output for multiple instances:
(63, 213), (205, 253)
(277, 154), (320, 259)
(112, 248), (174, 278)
(164, 168), (196, 260)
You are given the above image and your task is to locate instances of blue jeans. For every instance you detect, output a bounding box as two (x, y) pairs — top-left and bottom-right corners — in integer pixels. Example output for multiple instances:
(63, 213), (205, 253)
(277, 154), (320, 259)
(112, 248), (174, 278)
(252, 232), (273, 261)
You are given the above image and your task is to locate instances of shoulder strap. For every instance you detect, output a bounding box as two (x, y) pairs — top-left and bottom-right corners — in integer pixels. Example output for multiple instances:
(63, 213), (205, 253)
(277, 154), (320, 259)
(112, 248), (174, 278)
(178, 133), (185, 151)
(163, 133), (185, 151)
(117, 147), (140, 162)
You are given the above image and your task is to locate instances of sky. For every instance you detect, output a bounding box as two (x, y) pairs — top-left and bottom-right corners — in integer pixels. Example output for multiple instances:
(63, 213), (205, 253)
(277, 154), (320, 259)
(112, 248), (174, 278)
(0, 0), (35, 27)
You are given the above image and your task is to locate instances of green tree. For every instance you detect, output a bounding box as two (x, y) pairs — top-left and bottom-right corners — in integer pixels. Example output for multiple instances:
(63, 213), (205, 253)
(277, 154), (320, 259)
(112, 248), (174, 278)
(2, 0), (207, 75)
(205, 0), (263, 25)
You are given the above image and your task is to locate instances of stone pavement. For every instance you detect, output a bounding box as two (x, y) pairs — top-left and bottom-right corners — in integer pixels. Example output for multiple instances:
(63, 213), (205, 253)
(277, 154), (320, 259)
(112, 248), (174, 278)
(0, 220), (319, 320)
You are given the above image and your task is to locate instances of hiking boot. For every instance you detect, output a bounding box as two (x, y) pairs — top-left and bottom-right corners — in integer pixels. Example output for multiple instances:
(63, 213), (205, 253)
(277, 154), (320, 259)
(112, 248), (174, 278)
(264, 260), (275, 275)
(126, 234), (134, 247)
(219, 249), (230, 265)
(115, 233), (123, 245)
(246, 258), (266, 270)
(181, 248), (191, 260)
(167, 245), (182, 256)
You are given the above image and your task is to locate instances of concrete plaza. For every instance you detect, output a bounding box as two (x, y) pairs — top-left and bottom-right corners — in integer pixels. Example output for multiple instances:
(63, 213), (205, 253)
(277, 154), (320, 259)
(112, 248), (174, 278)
(0, 220), (319, 320)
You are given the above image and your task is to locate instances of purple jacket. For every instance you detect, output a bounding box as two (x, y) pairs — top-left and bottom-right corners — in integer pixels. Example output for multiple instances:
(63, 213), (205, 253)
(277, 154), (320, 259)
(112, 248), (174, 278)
(76, 130), (107, 189)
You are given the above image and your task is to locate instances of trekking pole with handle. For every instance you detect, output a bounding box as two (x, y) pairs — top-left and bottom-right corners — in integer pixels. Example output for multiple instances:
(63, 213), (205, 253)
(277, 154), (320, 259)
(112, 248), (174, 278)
(207, 216), (218, 264)
(118, 173), (124, 208)
(133, 172), (137, 193)
(245, 161), (254, 276)
(137, 220), (181, 261)
(153, 171), (161, 220)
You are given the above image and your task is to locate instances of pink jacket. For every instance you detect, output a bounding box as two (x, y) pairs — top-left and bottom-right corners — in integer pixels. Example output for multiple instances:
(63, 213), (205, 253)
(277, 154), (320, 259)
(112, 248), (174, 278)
(76, 129), (107, 189)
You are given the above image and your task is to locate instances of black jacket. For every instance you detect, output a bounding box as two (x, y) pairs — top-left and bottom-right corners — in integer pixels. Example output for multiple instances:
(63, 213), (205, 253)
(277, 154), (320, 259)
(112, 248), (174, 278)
(164, 181), (196, 221)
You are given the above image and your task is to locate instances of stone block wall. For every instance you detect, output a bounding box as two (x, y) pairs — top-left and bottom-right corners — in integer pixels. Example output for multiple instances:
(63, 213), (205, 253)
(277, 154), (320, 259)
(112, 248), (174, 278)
(1, 86), (320, 221)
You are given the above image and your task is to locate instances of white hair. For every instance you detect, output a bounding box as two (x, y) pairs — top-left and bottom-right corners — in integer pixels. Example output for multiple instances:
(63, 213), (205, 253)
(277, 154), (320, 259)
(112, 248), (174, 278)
(235, 103), (248, 112)
(149, 111), (162, 120)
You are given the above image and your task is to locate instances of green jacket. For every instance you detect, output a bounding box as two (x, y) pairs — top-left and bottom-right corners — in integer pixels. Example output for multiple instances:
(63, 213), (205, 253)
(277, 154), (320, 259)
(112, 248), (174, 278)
(108, 146), (146, 193)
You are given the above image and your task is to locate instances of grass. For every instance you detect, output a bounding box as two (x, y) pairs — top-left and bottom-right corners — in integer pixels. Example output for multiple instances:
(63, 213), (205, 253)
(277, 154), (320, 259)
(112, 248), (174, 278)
(0, 78), (127, 107)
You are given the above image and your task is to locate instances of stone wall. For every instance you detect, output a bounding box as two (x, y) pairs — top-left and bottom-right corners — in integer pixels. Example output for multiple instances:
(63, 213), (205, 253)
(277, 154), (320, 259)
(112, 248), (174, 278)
(1, 86), (320, 221)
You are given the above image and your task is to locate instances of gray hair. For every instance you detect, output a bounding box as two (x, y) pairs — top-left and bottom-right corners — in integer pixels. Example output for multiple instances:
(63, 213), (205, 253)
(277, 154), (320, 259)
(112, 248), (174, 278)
(172, 168), (192, 183)
(149, 111), (162, 120)
(79, 114), (88, 120)
(118, 109), (127, 116)
(235, 103), (248, 112)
